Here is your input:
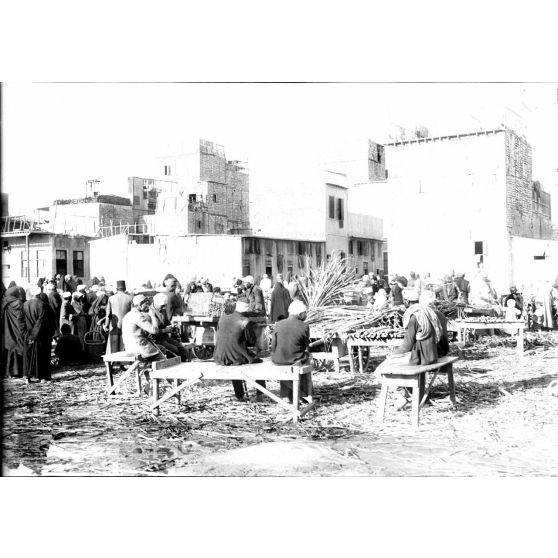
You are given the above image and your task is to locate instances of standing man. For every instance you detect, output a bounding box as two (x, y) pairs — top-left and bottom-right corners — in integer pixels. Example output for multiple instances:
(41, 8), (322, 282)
(162, 274), (184, 322)
(271, 300), (311, 403)
(45, 282), (62, 338)
(269, 273), (292, 323)
(214, 298), (264, 401)
(454, 272), (470, 305)
(105, 280), (133, 353)
(242, 275), (266, 317)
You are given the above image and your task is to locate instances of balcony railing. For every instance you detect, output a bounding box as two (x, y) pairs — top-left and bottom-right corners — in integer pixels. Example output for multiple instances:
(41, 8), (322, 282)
(98, 222), (153, 237)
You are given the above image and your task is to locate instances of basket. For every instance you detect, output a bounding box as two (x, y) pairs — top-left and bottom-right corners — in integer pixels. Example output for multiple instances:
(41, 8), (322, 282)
(84, 331), (106, 364)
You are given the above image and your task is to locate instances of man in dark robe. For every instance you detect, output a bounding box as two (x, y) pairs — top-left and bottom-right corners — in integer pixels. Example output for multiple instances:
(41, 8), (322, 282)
(105, 280), (133, 353)
(269, 273), (292, 323)
(23, 287), (53, 381)
(2, 286), (27, 377)
(271, 300), (311, 402)
(242, 275), (266, 316)
(454, 272), (470, 305)
(214, 299), (264, 400)
(45, 283), (62, 337)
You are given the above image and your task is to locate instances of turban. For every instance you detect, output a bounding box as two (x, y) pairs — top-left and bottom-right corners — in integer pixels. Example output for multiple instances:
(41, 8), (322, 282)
(243, 275), (254, 284)
(235, 300), (250, 312)
(133, 294), (147, 306)
(288, 300), (307, 316)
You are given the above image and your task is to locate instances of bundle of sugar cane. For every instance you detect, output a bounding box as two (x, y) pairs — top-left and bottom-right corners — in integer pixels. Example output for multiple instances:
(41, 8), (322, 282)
(307, 305), (404, 341)
(297, 257), (358, 309)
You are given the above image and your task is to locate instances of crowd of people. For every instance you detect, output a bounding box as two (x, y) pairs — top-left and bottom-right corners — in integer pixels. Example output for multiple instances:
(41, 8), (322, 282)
(3, 266), (557, 403)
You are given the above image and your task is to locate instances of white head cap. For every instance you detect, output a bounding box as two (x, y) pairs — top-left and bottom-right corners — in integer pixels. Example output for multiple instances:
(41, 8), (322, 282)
(31, 286), (42, 296)
(288, 300), (307, 316)
(419, 290), (436, 305)
(236, 300), (250, 312)
(62, 291), (72, 299)
(152, 292), (168, 310)
(133, 294), (147, 307)
(243, 275), (254, 284)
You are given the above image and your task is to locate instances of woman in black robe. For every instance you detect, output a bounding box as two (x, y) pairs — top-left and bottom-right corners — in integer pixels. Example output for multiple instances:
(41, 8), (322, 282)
(23, 289), (52, 381)
(2, 286), (27, 377)
(36, 292), (57, 379)
(269, 278), (292, 323)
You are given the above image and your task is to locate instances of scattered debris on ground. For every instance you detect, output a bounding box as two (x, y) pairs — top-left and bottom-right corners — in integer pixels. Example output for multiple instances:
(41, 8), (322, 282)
(3, 331), (558, 476)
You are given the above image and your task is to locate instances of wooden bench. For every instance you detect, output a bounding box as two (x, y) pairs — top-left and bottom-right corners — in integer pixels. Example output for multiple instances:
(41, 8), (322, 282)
(150, 358), (316, 423)
(103, 345), (193, 396)
(375, 355), (459, 427)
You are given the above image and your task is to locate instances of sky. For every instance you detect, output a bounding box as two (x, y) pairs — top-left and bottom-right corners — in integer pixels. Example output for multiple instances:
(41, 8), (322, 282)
(3, 82), (557, 216)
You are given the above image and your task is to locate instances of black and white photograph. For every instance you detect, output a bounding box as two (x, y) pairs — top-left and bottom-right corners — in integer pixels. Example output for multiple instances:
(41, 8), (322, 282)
(2, 81), (557, 477)
(1, 3), (557, 556)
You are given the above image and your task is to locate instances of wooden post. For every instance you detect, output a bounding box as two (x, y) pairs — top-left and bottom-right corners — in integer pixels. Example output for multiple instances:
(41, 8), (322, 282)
(517, 324), (524, 358)
(152, 378), (160, 416)
(376, 383), (388, 424)
(411, 375), (420, 427)
(292, 374), (300, 423)
(447, 364), (456, 405)
(358, 346), (364, 373)
(348, 341), (355, 374)
(105, 362), (114, 391)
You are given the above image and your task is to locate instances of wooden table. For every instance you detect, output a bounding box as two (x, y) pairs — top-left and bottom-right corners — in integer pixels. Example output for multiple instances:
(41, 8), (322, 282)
(375, 355), (459, 427)
(150, 358), (315, 423)
(453, 320), (525, 357)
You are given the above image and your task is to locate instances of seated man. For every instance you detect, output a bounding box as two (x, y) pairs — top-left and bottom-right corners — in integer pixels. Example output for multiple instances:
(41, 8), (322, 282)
(213, 298), (264, 401)
(271, 300), (311, 403)
(384, 290), (449, 408)
(122, 294), (165, 362)
(54, 323), (85, 366)
(392, 290), (449, 365)
(149, 293), (191, 361)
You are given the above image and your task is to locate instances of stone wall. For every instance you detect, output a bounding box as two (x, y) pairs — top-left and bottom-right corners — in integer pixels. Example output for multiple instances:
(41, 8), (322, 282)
(505, 129), (552, 239)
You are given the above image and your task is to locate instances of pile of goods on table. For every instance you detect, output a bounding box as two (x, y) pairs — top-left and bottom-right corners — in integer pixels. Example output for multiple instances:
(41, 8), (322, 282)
(186, 292), (236, 317)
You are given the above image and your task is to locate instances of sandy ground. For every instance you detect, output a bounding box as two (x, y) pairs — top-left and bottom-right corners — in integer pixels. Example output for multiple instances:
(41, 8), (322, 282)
(3, 333), (558, 476)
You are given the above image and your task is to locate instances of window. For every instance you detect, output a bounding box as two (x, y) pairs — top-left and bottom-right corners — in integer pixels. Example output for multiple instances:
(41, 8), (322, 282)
(21, 252), (29, 279)
(328, 196), (335, 219)
(164, 164), (171, 176)
(276, 254), (284, 273)
(297, 242), (305, 256)
(213, 194), (217, 203)
(142, 184), (148, 200)
(474, 241), (484, 255)
(363, 261), (369, 275)
(197, 220), (202, 230)
(287, 264), (293, 274)
(36, 249), (47, 277)
(348, 240), (353, 255)
(189, 194), (197, 203)
(337, 198), (344, 221)
(56, 249), (67, 275)
(73, 250), (84, 277)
